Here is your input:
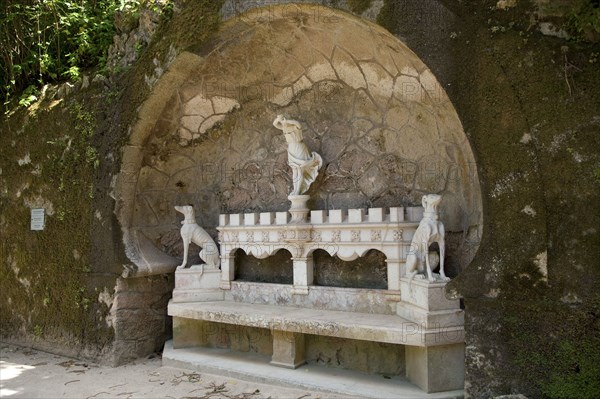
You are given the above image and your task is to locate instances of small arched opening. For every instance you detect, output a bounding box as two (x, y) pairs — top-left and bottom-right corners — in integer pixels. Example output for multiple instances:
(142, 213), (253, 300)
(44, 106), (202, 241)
(234, 248), (293, 284)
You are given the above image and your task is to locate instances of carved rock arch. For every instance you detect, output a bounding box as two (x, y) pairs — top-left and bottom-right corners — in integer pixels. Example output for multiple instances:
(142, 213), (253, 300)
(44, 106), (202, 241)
(115, 4), (482, 278)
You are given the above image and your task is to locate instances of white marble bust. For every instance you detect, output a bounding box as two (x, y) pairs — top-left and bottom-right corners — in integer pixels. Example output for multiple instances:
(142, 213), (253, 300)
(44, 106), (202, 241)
(273, 115), (322, 196)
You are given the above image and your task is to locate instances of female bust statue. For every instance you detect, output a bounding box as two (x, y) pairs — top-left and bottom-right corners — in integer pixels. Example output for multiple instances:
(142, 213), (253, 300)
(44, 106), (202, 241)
(273, 115), (323, 196)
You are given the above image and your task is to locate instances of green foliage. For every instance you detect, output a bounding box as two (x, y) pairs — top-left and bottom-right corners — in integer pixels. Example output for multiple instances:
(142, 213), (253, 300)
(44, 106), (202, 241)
(0, 0), (175, 108)
(0, 0), (122, 105)
(567, 0), (600, 41)
(18, 84), (40, 108)
(33, 325), (43, 337)
(594, 167), (600, 182)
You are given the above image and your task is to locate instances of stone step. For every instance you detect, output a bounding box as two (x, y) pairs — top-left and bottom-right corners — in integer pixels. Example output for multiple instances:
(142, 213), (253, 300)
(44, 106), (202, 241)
(162, 340), (464, 399)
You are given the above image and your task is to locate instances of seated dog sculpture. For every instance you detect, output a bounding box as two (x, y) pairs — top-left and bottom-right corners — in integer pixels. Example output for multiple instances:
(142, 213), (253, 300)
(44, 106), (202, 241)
(174, 205), (220, 269)
(405, 194), (449, 283)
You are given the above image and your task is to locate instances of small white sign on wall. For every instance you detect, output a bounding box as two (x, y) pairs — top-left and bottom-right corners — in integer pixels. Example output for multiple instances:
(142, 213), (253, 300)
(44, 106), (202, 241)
(31, 208), (45, 231)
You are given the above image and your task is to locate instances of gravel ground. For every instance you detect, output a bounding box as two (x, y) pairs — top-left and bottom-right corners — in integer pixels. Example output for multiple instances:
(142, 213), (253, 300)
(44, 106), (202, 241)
(0, 344), (346, 399)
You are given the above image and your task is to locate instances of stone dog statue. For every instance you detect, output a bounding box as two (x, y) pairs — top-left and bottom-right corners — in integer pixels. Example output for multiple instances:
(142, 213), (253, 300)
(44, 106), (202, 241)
(174, 205), (220, 269)
(405, 194), (449, 283)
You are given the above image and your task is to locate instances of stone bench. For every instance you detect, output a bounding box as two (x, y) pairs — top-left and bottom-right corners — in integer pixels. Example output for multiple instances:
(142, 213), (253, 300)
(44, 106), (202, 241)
(169, 299), (464, 391)
(169, 204), (465, 393)
(169, 277), (465, 393)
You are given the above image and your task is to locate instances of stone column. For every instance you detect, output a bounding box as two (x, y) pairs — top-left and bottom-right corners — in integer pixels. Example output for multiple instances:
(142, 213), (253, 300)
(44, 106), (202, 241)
(220, 253), (235, 290)
(398, 277), (465, 392)
(397, 278), (464, 328)
(173, 265), (224, 303)
(405, 344), (465, 393)
(270, 330), (306, 369)
(385, 258), (404, 291)
(291, 256), (313, 295)
(172, 317), (207, 349)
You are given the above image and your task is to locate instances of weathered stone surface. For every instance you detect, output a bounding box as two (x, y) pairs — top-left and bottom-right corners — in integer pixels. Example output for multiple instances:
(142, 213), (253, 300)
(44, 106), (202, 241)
(292, 75), (312, 96)
(169, 301), (465, 347)
(331, 47), (367, 90)
(199, 114), (226, 134)
(394, 75), (423, 102)
(220, 188), (253, 212)
(406, 344), (465, 393)
(306, 334), (405, 375)
(113, 309), (165, 339)
(3, 2), (598, 398)
(337, 148), (373, 176)
(211, 96), (239, 114)
(329, 192), (369, 209)
(184, 95), (214, 117)
(358, 128), (385, 154)
(226, 282), (396, 314)
(180, 115), (204, 133)
(357, 164), (388, 198)
(313, 249), (387, 289)
(319, 124), (351, 161)
(324, 175), (356, 193)
(306, 61), (337, 82)
(235, 249), (293, 284)
(271, 330), (306, 368)
(360, 61), (394, 100)
(420, 69), (443, 103)
(173, 317), (272, 356)
(385, 105), (411, 129)
(352, 89), (379, 121)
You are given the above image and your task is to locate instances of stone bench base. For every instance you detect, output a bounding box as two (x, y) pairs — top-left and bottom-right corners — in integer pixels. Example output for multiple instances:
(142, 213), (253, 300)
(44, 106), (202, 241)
(169, 300), (464, 392)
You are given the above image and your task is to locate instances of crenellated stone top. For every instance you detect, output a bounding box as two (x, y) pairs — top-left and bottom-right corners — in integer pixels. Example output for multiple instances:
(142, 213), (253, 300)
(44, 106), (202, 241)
(217, 206), (430, 289)
(219, 206), (425, 227)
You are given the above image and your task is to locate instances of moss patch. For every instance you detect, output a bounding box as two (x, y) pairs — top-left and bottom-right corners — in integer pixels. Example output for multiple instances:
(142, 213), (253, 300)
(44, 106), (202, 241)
(0, 91), (113, 350)
(467, 296), (600, 398)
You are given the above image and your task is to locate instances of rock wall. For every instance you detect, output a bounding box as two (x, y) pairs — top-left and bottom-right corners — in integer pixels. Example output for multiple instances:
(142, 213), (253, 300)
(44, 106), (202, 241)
(377, 1), (600, 397)
(0, 2), (193, 365)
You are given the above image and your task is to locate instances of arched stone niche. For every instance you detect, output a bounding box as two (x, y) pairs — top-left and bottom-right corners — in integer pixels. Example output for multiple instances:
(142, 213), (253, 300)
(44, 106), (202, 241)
(116, 4), (482, 278)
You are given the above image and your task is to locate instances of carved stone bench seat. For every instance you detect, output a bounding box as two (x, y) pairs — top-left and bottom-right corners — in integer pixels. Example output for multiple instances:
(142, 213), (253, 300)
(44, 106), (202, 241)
(169, 300), (464, 348)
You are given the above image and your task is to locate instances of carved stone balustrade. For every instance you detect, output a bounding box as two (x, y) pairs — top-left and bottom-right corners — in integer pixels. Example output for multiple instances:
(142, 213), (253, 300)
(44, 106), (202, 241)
(217, 207), (425, 295)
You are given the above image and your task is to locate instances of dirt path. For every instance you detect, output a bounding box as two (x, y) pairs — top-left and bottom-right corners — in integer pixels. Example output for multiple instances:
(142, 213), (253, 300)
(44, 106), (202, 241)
(0, 344), (342, 399)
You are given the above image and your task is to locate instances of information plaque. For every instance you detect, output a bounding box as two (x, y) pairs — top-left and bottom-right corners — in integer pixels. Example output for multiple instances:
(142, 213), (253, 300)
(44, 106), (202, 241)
(31, 208), (45, 231)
